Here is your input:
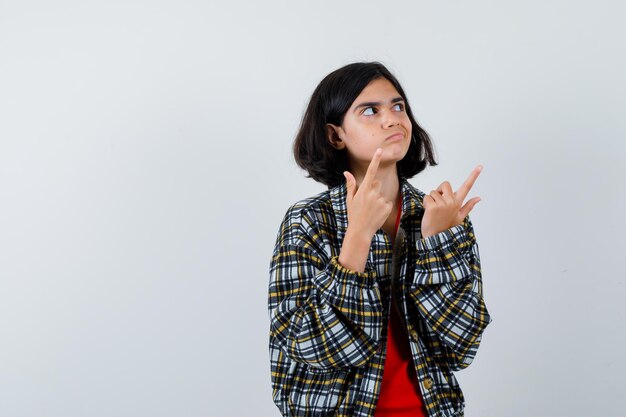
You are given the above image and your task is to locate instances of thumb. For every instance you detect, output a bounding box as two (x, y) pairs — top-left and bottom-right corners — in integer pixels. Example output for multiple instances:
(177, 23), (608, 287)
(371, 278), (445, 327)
(459, 197), (481, 219)
(343, 171), (356, 200)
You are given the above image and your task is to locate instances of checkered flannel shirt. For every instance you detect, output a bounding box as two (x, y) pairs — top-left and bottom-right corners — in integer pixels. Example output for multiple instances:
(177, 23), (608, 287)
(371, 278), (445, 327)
(267, 175), (493, 417)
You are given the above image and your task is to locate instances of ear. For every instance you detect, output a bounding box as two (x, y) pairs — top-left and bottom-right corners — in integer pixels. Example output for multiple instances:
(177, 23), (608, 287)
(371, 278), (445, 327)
(325, 123), (345, 150)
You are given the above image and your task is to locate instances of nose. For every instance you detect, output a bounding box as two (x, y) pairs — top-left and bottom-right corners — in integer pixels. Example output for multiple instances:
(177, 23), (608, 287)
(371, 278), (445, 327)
(383, 109), (401, 128)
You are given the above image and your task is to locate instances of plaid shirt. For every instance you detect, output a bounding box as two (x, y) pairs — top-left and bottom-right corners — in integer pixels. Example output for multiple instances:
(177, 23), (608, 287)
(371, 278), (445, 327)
(267, 175), (493, 417)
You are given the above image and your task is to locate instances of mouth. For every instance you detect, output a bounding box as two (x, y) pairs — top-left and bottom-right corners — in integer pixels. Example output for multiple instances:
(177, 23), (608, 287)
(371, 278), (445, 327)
(385, 132), (404, 141)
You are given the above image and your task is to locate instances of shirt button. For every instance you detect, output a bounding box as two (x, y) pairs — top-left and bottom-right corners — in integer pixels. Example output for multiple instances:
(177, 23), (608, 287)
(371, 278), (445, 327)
(423, 377), (433, 390)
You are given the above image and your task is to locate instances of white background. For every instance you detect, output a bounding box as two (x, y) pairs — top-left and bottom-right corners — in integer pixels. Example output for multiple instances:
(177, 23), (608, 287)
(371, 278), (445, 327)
(1, 1), (625, 416)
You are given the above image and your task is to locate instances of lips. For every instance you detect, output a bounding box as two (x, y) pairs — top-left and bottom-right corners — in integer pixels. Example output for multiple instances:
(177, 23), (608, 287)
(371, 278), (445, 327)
(385, 132), (404, 141)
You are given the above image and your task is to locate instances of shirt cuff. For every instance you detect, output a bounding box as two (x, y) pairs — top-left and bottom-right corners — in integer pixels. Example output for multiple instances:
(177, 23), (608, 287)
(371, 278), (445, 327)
(416, 223), (467, 253)
(327, 255), (378, 288)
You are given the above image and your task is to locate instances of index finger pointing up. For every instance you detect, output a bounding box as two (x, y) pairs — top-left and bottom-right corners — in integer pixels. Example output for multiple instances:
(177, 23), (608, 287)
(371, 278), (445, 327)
(362, 148), (383, 189)
(455, 165), (483, 202)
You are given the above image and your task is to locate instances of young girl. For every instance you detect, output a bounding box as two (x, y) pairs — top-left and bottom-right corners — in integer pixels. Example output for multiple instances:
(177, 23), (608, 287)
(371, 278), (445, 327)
(267, 62), (493, 417)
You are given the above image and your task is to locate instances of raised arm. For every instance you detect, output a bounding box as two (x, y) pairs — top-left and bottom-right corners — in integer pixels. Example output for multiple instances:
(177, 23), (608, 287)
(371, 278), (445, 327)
(267, 207), (385, 370)
(408, 215), (493, 371)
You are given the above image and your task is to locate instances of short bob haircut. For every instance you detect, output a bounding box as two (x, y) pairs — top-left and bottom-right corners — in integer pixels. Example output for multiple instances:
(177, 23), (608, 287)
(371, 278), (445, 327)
(293, 61), (438, 189)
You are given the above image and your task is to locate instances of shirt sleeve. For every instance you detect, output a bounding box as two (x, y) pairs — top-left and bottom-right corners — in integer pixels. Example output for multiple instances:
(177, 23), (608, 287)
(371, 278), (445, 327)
(267, 207), (384, 370)
(408, 214), (493, 371)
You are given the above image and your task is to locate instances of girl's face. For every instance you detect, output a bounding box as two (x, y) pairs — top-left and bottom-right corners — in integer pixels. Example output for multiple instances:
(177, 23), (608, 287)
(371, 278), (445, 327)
(326, 77), (412, 174)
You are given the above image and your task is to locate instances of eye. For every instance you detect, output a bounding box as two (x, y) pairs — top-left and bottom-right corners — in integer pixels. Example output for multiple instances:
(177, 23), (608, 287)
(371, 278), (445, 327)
(363, 107), (376, 116)
(362, 103), (404, 116)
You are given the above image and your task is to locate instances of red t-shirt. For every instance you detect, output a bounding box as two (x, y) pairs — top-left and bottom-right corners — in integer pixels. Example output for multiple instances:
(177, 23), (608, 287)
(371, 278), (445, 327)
(374, 195), (428, 417)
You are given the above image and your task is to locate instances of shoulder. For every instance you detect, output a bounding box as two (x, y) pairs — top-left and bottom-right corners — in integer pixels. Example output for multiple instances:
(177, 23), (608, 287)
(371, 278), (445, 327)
(274, 188), (333, 247)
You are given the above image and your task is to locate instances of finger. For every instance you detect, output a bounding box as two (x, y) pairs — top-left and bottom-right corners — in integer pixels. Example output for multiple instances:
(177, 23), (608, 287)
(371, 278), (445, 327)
(436, 181), (454, 200)
(362, 148), (383, 189)
(422, 194), (434, 209)
(429, 190), (444, 205)
(459, 196), (481, 218)
(456, 165), (483, 203)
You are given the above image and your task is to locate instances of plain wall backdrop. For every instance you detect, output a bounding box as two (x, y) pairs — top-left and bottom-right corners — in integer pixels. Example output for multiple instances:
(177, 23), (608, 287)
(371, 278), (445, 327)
(1, 1), (625, 416)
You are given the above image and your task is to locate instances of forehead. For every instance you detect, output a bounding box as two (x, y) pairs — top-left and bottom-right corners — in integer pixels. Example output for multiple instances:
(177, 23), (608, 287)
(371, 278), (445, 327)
(353, 77), (400, 102)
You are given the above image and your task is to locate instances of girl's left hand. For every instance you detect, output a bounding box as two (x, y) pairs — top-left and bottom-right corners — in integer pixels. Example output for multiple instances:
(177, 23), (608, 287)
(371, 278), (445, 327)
(420, 165), (483, 239)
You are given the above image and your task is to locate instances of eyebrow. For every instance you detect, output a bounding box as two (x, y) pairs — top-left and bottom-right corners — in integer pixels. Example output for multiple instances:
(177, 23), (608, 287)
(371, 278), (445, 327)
(353, 96), (405, 112)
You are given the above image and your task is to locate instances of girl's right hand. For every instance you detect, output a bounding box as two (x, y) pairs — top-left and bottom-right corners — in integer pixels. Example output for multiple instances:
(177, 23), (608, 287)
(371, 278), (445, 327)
(343, 148), (393, 239)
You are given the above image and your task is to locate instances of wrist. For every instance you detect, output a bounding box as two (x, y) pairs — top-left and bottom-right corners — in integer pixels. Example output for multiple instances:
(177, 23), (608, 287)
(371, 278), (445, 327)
(339, 227), (373, 274)
(344, 226), (373, 245)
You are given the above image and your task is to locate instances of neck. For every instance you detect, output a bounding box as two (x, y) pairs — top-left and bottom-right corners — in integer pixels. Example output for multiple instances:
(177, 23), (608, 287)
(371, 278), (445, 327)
(353, 164), (401, 208)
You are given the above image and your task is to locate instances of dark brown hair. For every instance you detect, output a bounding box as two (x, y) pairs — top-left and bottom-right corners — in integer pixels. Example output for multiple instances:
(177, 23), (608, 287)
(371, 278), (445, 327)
(292, 61), (438, 188)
